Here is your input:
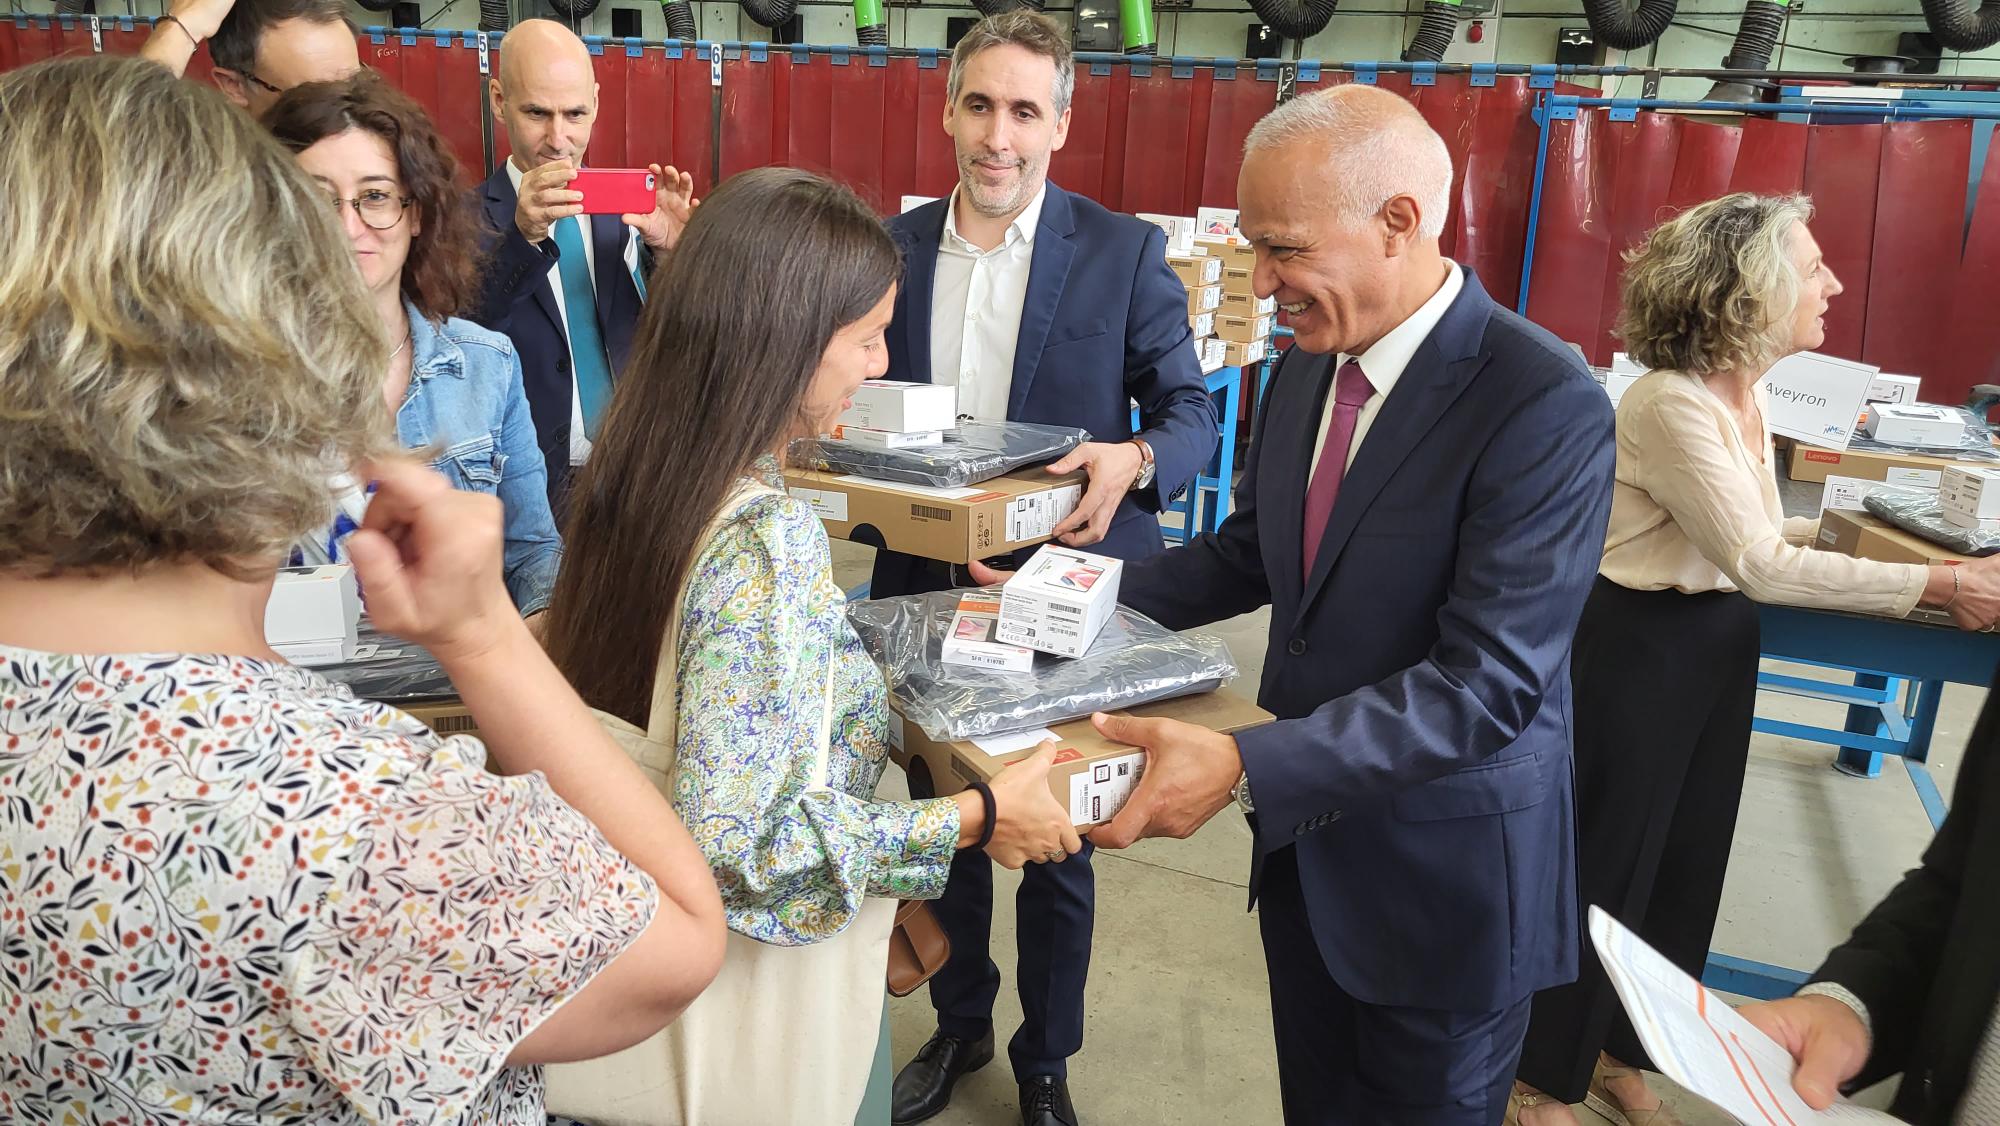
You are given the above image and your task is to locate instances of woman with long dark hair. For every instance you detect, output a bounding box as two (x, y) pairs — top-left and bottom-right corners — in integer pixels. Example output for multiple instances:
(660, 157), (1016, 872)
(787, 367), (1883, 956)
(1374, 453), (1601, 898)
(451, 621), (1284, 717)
(540, 166), (1078, 1125)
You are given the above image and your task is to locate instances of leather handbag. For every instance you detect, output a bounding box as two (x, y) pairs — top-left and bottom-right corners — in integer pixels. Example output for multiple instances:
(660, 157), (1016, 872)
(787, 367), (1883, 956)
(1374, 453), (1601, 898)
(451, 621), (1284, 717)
(888, 900), (951, 997)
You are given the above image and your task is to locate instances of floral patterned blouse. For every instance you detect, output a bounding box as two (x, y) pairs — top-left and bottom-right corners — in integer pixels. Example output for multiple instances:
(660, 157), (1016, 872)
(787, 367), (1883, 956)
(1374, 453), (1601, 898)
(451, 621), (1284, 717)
(0, 646), (658, 1124)
(671, 463), (960, 945)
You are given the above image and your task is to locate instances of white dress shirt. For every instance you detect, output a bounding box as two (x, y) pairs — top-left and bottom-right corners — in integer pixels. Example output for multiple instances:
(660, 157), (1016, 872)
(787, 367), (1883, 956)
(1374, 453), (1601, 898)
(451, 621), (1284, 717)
(1307, 260), (1465, 483)
(507, 159), (601, 466)
(929, 185), (1047, 422)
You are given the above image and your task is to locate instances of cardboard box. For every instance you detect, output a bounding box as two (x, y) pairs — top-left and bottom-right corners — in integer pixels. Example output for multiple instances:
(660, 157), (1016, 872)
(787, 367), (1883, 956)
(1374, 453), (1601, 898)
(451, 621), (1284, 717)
(1203, 337), (1230, 369)
(890, 688), (1275, 827)
(831, 424), (946, 450)
(1785, 443), (1995, 487)
(1197, 239), (1257, 268)
(996, 545), (1123, 657)
(1819, 473), (1932, 515)
(1223, 338), (1268, 368)
(1189, 311), (1215, 339)
(839, 380), (957, 433)
(401, 698), (482, 741)
(1816, 508), (1970, 565)
(1866, 373), (1922, 405)
(265, 565), (359, 667)
(784, 466), (1086, 565)
(1215, 313), (1274, 344)
(1940, 466), (2000, 527)
(1220, 290), (1275, 318)
(941, 591), (1035, 672)
(1186, 283), (1221, 314)
(1220, 266), (1256, 296)
(1168, 253), (1222, 287)
(1860, 403), (1966, 448)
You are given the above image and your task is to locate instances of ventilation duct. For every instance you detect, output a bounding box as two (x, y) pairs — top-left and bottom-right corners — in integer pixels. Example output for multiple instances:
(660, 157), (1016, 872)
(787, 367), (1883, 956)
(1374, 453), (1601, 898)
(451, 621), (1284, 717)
(1402, 0), (1459, 61)
(1846, 53), (1915, 73)
(660, 0), (698, 38)
(1703, 0), (1785, 103)
(1920, 0), (2000, 52)
(548, 0), (602, 18)
(1581, 0), (1675, 51)
(357, 0), (399, 12)
(970, 0), (1046, 15)
(739, 0), (797, 29)
(1122, 0), (1157, 52)
(480, 0), (509, 30)
(1244, 0), (1338, 42)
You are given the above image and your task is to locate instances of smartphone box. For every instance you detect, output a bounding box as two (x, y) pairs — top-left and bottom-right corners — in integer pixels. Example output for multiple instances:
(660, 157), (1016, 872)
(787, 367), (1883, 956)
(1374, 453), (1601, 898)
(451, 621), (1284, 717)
(1186, 283), (1221, 314)
(1195, 207), (1242, 241)
(264, 565), (359, 667)
(1216, 313), (1274, 344)
(1137, 212), (1196, 255)
(1189, 311), (1216, 339)
(940, 592), (1037, 672)
(1864, 373), (1922, 406)
(838, 380), (957, 434)
(887, 688), (1274, 827)
(1168, 253), (1221, 287)
(1940, 466), (2000, 527)
(1859, 403), (1966, 448)
(831, 424), (946, 450)
(996, 545), (1123, 658)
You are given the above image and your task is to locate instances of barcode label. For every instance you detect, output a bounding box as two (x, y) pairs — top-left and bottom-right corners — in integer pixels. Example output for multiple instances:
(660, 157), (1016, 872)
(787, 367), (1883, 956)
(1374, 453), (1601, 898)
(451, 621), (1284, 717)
(1006, 484), (1084, 542)
(911, 503), (953, 522)
(1070, 752), (1146, 825)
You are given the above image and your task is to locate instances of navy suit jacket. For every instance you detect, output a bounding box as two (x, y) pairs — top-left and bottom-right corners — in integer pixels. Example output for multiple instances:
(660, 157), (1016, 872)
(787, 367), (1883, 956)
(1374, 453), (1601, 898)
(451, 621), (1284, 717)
(1119, 269), (1616, 1013)
(470, 163), (647, 510)
(874, 183), (1217, 586)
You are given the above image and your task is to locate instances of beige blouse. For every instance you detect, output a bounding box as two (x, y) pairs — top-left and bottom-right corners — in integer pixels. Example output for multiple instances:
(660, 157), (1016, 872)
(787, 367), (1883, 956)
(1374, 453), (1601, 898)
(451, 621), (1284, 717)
(1598, 369), (1926, 616)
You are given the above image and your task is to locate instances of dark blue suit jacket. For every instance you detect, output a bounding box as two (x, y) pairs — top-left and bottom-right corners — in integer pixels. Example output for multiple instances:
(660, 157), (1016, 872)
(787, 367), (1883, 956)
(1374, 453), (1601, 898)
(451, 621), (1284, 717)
(1119, 269), (1615, 1014)
(872, 183), (1217, 590)
(470, 163), (647, 510)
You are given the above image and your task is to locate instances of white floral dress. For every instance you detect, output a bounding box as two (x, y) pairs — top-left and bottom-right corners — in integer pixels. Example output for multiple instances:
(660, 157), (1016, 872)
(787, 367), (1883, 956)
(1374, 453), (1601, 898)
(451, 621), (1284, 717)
(0, 646), (658, 1124)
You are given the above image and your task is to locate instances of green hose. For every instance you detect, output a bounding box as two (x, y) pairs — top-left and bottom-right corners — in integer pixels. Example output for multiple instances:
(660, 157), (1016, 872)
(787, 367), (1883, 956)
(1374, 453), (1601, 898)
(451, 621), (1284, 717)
(1120, 0), (1156, 53)
(855, 0), (887, 44)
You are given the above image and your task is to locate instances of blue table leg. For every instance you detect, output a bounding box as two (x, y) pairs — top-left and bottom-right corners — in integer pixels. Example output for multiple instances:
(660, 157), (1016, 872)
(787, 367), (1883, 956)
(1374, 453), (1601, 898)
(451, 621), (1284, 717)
(1203, 367), (1241, 533)
(1905, 678), (1943, 763)
(1834, 672), (1893, 778)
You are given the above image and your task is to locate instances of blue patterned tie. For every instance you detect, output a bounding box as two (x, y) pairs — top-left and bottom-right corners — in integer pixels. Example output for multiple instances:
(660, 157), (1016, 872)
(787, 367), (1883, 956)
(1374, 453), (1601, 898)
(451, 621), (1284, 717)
(551, 215), (614, 439)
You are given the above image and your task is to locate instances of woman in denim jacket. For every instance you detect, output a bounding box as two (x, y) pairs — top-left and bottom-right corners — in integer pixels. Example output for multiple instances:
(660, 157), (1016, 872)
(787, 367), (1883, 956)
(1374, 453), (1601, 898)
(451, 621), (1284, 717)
(267, 73), (562, 614)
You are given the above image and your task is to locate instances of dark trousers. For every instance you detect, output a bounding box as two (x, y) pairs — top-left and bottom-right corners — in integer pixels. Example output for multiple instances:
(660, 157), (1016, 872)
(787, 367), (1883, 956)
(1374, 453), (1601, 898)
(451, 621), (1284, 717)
(885, 552), (1095, 1081)
(1516, 578), (1760, 1102)
(1259, 846), (1531, 1125)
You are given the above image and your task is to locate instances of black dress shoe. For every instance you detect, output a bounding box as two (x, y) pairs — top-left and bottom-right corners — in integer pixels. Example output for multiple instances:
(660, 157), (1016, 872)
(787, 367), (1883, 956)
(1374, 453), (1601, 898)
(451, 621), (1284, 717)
(890, 1028), (994, 1125)
(1019, 1075), (1079, 1126)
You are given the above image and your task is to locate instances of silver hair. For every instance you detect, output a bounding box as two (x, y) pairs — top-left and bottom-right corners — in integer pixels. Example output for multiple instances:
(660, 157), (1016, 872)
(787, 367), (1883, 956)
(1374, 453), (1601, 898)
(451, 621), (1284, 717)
(1243, 85), (1452, 238)
(946, 11), (1075, 116)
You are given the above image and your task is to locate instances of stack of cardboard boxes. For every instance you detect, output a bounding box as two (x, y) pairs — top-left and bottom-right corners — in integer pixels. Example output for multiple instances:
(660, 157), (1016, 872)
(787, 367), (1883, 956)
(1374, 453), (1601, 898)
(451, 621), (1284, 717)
(1143, 208), (1272, 373)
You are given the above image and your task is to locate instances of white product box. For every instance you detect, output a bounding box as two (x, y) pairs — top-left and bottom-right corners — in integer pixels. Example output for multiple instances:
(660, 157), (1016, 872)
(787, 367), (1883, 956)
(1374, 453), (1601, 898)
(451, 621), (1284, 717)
(899, 195), (939, 214)
(1865, 373), (1922, 405)
(1137, 212), (1196, 255)
(940, 591), (1037, 672)
(1189, 311), (1215, 339)
(1819, 473), (1933, 515)
(1195, 206), (1241, 240)
(1203, 338), (1230, 369)
(831, 424), (945, 450)
(997, 545), (1124, 658)
(264, 565), (359, 667)
(1609, 352), (1648, 375)
(1940, 466), (2000, 527)
(1859, 403), (1966, 448)
(838, 380), (957, 434)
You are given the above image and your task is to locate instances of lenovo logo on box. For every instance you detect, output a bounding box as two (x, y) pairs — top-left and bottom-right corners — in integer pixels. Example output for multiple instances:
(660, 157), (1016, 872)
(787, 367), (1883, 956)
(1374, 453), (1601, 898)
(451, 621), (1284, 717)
(1804, 450), (1842, 464)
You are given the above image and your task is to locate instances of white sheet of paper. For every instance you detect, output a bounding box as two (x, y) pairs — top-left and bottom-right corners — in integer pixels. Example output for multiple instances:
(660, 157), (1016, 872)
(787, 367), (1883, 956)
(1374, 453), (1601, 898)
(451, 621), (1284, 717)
(1761, 352), (1881, 450)
(1589, 907), (1901, 1124)
(832, 475), (983, 501)
(1819, 474), (1933, 514)
(969, 728), (1061, 757)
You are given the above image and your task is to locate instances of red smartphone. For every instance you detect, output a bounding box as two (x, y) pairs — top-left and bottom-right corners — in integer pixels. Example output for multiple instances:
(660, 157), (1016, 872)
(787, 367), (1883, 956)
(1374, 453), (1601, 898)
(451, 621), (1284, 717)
(571, 168), (657, 215)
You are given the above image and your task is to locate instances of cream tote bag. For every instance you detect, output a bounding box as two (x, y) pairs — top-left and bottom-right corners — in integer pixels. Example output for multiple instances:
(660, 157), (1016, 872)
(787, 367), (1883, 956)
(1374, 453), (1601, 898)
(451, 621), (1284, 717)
(544, 481), (895, 1126)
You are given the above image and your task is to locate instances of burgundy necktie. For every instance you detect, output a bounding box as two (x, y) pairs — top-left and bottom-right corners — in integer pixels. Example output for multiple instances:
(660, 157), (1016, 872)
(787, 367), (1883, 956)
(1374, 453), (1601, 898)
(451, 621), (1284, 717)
(1301, 359), (1375, 578)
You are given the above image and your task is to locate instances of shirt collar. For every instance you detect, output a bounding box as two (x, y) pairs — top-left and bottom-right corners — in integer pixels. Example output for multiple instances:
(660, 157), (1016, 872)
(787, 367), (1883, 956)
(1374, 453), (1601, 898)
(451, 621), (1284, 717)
(941, 182), (1047, 255)
(405, 296), (462, 383)
(1343, 261), (1464, 400)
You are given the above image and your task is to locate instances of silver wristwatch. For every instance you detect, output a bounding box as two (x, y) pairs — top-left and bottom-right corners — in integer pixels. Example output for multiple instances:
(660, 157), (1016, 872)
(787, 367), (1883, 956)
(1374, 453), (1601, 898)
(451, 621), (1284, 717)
(1129, 438), (1157, 491)
(1232, 773), (1255, 814)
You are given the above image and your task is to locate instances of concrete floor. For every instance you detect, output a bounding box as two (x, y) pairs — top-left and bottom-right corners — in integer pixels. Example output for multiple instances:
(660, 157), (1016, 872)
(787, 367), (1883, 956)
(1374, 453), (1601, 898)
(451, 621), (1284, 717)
(832, 526), (1973, 1125)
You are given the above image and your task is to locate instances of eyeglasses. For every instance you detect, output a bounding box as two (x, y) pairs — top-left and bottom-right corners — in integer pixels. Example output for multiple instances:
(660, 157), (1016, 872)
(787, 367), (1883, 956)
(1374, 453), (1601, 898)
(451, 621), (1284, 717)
(328, 189), (414, 231)
(241, 69), (288, 96)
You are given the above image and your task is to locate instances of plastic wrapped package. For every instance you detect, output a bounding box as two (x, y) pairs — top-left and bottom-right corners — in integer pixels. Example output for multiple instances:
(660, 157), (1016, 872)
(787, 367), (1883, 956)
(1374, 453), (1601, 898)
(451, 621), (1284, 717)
(1861, 491), (2000, 557)
(1849, 406), (2000, 460)
(788, 420), (1091, 488)
(845, 588), (1237, 740)
(313, 622), (456, 702)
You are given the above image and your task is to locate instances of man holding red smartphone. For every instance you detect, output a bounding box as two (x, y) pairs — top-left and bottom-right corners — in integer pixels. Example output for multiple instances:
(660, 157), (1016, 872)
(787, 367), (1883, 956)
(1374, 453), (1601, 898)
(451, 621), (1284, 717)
(469, 18), (697, 512)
